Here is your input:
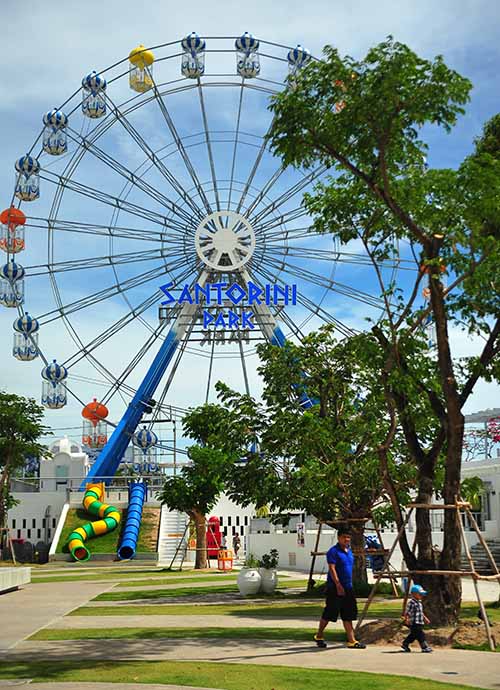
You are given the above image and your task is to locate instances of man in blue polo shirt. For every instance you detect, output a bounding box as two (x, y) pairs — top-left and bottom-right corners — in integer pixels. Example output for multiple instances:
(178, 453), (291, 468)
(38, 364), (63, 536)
(314, 526), (366, 649)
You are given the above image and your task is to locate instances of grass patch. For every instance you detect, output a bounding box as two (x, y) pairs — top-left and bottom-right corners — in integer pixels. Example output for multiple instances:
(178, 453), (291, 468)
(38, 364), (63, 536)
(115, 574), (243, 588)
(70, 599), (500, 623)
(69, 602), (323, 617)
(55, 507), (159, 554)
(30, 626), (341, 642)
(0, 660), (485, 690)
(32, 568), (292, 585)
(93, 579), (309, 601)
(32, 567), (196, 583)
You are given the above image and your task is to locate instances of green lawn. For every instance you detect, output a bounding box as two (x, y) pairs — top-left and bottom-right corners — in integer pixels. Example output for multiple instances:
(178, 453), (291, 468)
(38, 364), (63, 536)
(32, 571), (237, 587)
(55, 507), (159, 554)
(0, 660), (485, 690)
(93, 579), (309, 601)
(69, 601), (322, 616)
(31, 568), (193, 583)
(70, 599), (500, 622)
(30, 626), (342, 642)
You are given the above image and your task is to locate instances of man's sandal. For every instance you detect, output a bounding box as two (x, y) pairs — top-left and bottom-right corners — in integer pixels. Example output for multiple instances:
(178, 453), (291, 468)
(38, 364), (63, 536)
(314, 635), (327, 648)
(347, 640), (366, 649)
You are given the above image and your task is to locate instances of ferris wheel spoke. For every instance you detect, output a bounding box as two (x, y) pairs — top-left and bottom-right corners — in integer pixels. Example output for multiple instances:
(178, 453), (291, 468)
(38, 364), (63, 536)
(251, 165), (328, 227)
(65, 126), (195, 231)
(262, 254), (385, 310)
(227, 81), (245, 214)
(26, 216), (177, 244)
(266, 245), (411, 271)
(263, 225), (329, 243)
(41, 170), (188, 234)
(197, 81), (221, 211)
(37, 261), (176, 324)
(242, 166), (285, 219)
(64, 261), (196, 372)
(254, 207), (311, 235)
(252, 263), (356, 338)
(105, 93), (205, 222)
(26, 246), (185, 277)
(149, 75), (212, 216)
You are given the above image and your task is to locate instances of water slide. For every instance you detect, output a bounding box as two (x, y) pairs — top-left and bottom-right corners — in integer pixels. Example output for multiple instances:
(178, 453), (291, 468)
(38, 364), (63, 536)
(117, 480), (147, 560)
(67, 482), (121, 561)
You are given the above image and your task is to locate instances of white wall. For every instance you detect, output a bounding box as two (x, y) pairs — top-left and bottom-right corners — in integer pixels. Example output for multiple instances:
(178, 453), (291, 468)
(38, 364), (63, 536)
(209, 493), (256, 552)
(7, 491), (67, 544)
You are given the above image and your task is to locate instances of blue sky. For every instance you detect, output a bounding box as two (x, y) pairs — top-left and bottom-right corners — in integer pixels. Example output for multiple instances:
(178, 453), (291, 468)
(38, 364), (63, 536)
(0, 0), (498, 447)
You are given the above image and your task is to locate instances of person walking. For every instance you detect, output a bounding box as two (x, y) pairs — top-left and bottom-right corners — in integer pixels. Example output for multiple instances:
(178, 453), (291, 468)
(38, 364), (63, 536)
(232, 533), (241, 557)
(401, 584), (433, 653)
(314, 526), (366, 649)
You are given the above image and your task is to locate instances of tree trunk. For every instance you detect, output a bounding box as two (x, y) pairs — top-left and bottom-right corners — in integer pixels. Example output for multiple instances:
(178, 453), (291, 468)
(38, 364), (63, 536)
(427, 267), (465, 625)
(414, 466), (444, 624)
(191, 509), (207, 570)
(438, 422), (465, 625)
(350, 522), (367, 586)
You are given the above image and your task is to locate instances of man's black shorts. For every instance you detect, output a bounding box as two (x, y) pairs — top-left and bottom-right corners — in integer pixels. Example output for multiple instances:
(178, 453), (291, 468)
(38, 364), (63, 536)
(322, 584), (358, 622)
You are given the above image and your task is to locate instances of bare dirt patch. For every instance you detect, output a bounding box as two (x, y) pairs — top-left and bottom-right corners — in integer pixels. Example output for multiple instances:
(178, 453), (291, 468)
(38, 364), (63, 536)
(358, 619), (500, 649)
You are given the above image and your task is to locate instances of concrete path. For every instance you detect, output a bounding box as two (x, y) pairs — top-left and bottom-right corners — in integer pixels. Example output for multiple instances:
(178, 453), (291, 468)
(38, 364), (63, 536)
(2, 638), (498, 689)
(0, 581), (114, 650)
(45, 614), (336, 629)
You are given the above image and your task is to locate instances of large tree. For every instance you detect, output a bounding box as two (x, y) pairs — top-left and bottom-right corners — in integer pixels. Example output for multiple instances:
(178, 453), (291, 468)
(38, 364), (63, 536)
(0, 392), (47, 541)
(157, 404), (243, 569)
(218, 328), (417, 585)
(267, 38), (500, 623)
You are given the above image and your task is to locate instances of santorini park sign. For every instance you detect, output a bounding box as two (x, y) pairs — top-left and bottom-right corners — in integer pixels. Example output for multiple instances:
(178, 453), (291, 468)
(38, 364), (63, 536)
(159, 280), (298, 330)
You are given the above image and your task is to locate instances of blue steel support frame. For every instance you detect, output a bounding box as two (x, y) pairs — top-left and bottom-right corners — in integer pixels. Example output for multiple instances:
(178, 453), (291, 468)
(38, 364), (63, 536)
(81, 270), (311, 489)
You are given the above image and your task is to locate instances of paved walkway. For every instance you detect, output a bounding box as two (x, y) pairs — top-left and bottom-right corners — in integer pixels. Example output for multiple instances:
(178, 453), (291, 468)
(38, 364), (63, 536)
(2, 638), (499, 689)
(0, 581), (114, 650)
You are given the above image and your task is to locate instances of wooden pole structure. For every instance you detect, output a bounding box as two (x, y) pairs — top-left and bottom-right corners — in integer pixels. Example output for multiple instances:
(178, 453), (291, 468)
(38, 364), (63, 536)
(308, 521), (322, 591)
(373, 520), (398, 597)
(355, 507), (414, 635)
(465, 508), (500, 582)
(456, 500), (495, 652)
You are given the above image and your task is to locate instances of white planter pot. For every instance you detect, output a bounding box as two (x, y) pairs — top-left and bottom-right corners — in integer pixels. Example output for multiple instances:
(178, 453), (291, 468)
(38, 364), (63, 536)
(237, 568), (262, 596)
(259, 568), (277, 594)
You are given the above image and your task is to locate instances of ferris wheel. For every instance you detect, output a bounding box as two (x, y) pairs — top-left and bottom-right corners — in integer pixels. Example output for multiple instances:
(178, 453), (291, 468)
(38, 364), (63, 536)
(0, 33), (405, 483)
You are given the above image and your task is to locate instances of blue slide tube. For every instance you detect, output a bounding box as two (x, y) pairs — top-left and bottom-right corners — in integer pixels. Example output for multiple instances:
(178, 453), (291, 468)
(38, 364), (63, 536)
(117, 481), (147, 560)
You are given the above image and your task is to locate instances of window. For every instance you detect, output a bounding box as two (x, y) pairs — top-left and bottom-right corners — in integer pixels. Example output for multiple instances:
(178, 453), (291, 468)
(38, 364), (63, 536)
(52, 518), (57, 528)
(42, 519), (46, 528)
(232, 526), (236, 535)
(219, 516), (223, 526)
(12, 519), (16, 529)
(32, 518), (36, 528)
(22, 519), (26, 529)
(27, 529), (31, 539)
(47, 529), (51, 539)
(37, 529), (41, 539)
(240, 526), (244, 536)
(17, 530), (21, 539)
(227, 516), (231, 526)
(244, 516), (248, 526)
(236, 516), (240, 527)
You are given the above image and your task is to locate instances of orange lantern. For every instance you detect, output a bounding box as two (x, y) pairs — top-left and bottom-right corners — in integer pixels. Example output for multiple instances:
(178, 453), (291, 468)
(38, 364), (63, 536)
(0, 206), (26, 254)
(82, 398), (109, 448)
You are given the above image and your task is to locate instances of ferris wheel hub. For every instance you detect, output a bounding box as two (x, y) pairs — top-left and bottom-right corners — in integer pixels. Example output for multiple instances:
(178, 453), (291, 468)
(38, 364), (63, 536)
(195, 210), (256, 271)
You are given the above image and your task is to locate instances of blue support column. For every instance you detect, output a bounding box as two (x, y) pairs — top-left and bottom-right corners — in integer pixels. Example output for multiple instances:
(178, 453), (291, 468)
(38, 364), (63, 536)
(81, 328), (180, 488)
